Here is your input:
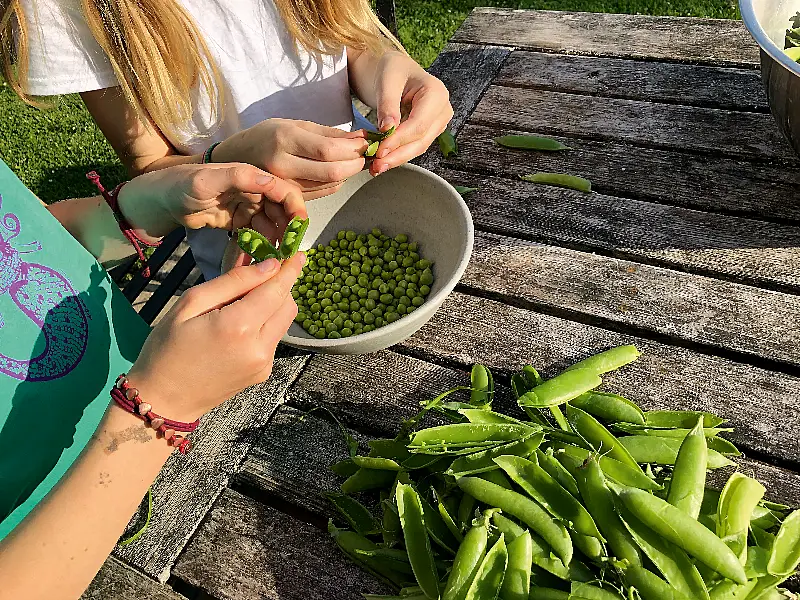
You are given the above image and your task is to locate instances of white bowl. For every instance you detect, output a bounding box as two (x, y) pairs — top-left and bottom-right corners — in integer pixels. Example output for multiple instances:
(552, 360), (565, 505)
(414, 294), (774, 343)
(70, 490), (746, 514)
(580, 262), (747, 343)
(282, 163), (474, 355)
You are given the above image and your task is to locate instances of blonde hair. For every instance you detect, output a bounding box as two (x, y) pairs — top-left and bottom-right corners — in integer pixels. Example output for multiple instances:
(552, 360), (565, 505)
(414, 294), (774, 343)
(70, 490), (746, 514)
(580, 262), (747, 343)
(1, 0), (400, 137)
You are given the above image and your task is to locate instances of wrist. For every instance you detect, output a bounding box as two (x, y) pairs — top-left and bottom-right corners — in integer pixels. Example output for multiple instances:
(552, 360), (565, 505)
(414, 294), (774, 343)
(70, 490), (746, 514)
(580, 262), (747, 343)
(115, 179), (172, 243)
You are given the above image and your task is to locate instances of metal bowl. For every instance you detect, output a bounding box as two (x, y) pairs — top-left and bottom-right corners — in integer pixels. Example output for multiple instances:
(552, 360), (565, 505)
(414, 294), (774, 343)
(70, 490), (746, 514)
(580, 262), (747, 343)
(741, 0), (800, 156)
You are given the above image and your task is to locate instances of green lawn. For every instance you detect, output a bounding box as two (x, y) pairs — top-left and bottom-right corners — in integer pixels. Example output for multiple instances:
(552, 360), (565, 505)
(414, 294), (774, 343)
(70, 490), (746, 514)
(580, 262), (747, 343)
(0, 0), (739, 202)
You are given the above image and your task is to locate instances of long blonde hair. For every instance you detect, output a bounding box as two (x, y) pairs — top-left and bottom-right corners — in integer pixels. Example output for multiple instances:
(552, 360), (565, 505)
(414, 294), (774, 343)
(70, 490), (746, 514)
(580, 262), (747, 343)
(1, 0), (400, 136)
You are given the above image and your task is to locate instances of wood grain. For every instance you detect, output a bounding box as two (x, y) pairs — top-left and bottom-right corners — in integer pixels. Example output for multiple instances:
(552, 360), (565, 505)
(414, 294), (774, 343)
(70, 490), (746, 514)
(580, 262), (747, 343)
(446, 124), (800, 221)
(437, 167), (800, 292)
(114, 354), (309, 582)
(172, 488), (392, 600)
(82, 558), (186, 600)
(395, 292), (800, 466)
(471, 86), (794, 161)
(453, 9), (760, 67)
(493, 50), (767, 110)
(461, 231), (800, 367)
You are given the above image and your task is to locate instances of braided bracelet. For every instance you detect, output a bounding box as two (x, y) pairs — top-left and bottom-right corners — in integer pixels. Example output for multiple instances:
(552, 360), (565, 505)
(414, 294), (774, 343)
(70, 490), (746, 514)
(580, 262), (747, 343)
(111, 374), (199, 454)
(202, 142), (221, 164)
(86, 171), (162, 278)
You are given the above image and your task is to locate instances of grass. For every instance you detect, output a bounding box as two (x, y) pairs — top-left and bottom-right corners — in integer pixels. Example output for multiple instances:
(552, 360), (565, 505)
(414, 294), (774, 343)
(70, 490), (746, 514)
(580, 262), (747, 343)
(0, 0), (739, 202)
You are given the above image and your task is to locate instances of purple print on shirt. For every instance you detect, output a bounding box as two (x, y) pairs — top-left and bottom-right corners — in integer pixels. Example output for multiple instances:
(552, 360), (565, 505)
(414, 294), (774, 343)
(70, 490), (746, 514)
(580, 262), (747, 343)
(0, 195), (89, 381)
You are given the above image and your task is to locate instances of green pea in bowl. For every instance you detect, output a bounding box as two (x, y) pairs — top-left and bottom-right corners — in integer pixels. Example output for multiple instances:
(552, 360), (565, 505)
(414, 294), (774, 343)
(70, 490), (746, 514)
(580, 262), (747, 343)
(283, 163), (474, 355)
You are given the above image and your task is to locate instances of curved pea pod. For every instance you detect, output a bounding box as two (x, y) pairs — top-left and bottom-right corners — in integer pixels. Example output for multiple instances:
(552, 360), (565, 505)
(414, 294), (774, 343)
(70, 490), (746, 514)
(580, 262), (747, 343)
(499, 531), (532, 600)
(571, 455), (642, 567)
(767, 509), (800, 576)
(464, 534), (508, 600)
(279, 216), (309, 259)
(569, 391), (645, 426)
(328, 520), (410, 589)
(520, 172), (592, 193)
(459, 409), (530, 427)
(494, 134), (569, 151)
(566, 405), (644, 472)
(447, 431), (544, 477)
(644, 410), (726, 428)
(469, 364), (494, 406)
(342, 467), (398, 494)
(236, 228), (280, 262)
(550, 443), (661, 491)
(619, 436), (734, 469)
(331, 458), (361, 478)
(624, 566), (692, 600)
(352, 456), (405, 471)
(494, 455), (603, 540)
(529, 590), (569, 600)
(438, 130), (458, 158)
(717, 473), (766, 564)
(442, 518), (489, 600)
(396, 484), (441, 599)
(707, 436), (742, 456)
(324, 492), (381, 536)
(617, 503), (709, 599)
(564, 345), (640, 376)
(518, 369), (603, 408)
(535, 448), (580, 498)
(666, 417), (708, 520)
(410, 423), (536, 450)
(613, 485), (748, 584)
(456, 476), (573, 566)
(522, 365), (544, 387)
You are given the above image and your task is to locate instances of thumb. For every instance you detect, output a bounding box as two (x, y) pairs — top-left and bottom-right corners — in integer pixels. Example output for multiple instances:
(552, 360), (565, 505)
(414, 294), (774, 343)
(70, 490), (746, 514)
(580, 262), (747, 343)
(178, 258), (281, 318)
(375, 69), (405, 132)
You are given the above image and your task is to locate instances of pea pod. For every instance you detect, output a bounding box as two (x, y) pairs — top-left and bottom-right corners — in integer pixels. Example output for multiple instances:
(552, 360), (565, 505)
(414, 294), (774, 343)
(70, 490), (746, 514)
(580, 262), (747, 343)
(535, 448), (580, 498)
(370, 439), (413, 462)
(464, 534), (508, 600)
(566, 405), (643, 472)
(456, 476), (573, 565)
(550, 443), (661, 491)
(716, 474), (765, 566)
(366, 125), (396, 143)
(279, 216), (309, 259)
(236, 228), (281, 262)
(520, 172), (592, 193)
(403, 454), (450, 470)
(447, 431), (544, 477)
(324, 492), (380, 536)
(619, 436), (733, 469)
(459, 409), (530, 427)
(409, 423), (536, 450)
(564, 345), (640, 375)
(494, 134), (569, 151)
(767, 509), (800, 576)
(613, 423), (734, 438)
(613, 485), (748, 584)
(330, 458), (360, 477)
(438, 130), (458, 158)
(469, 364), (494, 406)
(666, 417), (708, 519)
(436, 494), (464, 543)
(328, 520), (409, 589)
(352, 456), (404, 471)
(522, 365), (544, 387)
(442, 516), (489, 600)
(454, 186), (478, 196)
(383, 497), (403, 547)
(707, 436), (742, 456)
(418, 492), (460, 555)
(342, 467), (398, 494)
(624, 565), (692, 600)
(569, 391), (645, 426)
(478, 468), (514, 490)
(499, 531), (532, 600)
(494, 455), (603, 540)
(644, 410), (726, 428)
(529, 590), (569, 600)
(457, 493), (478, 533)
(396, 483), (441, 599)
(570, 583), (623, 599)
(517, 369), (603, 408)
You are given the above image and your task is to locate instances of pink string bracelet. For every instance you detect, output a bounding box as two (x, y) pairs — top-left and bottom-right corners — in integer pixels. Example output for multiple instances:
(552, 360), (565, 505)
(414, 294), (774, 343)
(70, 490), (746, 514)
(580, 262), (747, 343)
(87, 171), (161, 278)
(111, 374), (198, 454)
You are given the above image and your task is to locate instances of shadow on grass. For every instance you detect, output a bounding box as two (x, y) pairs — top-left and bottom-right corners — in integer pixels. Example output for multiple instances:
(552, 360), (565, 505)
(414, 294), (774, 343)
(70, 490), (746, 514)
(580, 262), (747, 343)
(33, 163), (126, 205)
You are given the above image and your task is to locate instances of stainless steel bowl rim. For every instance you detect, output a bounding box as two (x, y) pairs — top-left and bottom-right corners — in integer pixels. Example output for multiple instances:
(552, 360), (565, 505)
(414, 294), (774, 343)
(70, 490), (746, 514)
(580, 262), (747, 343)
(740, 0), (800, 76)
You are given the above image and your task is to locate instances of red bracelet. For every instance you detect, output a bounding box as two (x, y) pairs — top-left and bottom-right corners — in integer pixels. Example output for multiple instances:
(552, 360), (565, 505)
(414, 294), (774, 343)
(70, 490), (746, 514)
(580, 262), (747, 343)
(86, 171), (161, 278)
(111, 374), (199, 454)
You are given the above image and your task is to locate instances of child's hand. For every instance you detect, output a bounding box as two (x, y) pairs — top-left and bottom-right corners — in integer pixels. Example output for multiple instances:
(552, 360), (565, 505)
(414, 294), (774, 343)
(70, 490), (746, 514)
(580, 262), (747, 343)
(118, 162), (307, 244)
(211, 119), (369, 200)
(368, 52), (453, 176)
(127, 253), (305, 422)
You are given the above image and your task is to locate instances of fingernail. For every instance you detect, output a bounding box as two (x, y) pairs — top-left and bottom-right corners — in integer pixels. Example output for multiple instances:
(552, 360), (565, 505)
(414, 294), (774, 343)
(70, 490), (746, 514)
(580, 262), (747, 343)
(379, 118), (394, 131)
(256, 174), (274, 185)
(377, 148), (388, 159)
(300, 252), (307, 266)
(377, 163), (389, 175)
(256, 258), (280, 273)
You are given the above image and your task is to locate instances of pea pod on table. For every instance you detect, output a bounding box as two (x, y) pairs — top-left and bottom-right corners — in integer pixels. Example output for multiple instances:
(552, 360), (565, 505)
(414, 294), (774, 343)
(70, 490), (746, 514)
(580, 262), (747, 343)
(564, 345), (641, 376)
(644, 410), (726, 429)
(469, 364), (494, 406)
(328, 520), (410, 589)
(550, 443), (661, 491)
(324, 492), (380, 536)
(569, 391), (645, 426)
(438, 130), (458, 158)
(666, 416), (708, 520)
(409, 423), (536, 451)
(716, 473), (766, 565)
(494, 134), (570, 151)
(447, 431), (544, 477)
(520, 172), (592, 193)
(517, 369), (603, 408)
(396, 483), (441, 599)
(619, 435), (734, 469)
(624, 565), (692, 600)
(535, 447), (581, 498)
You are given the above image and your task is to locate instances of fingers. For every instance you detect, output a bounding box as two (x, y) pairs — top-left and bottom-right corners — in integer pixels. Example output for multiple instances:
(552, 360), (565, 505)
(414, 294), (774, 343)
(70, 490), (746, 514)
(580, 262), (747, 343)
(226, 252), (306, 325)
(287, 127), (367, 162)
(177, 258), (282, 318)
(294, 120), (368, 140)
(301, 183), (344, 201)
(259, 292), (298, 343)
(375, 66), (406, 132)
(281, 154), (365, 184)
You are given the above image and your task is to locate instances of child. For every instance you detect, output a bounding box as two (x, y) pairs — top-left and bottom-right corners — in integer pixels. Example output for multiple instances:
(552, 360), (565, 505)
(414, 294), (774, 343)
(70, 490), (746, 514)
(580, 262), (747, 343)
(0, 157), (306, 599)
(4, 0), (453, 279)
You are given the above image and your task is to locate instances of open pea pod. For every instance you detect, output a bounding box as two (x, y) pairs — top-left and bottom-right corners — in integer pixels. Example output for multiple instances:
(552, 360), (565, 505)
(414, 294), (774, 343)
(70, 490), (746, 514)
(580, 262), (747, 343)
(717, 473), (766, 564)
(517, 369), (603, 408)
(236, 228), (280, 262)
(279, 216), (309, 259)
(767, 509), (800, 576)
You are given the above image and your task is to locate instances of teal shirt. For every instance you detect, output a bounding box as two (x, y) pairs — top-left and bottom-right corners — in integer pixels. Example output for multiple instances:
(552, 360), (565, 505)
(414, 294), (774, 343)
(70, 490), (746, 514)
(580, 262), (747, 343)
(0, 160), (150, 540)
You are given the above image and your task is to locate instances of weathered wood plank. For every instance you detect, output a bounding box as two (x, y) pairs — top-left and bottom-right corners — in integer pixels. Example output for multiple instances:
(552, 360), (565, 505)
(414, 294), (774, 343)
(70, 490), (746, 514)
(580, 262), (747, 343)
(395, 292), (800, 467)
(470, 86), (794, 161)
(461, 232), (800, 367)
(493, 51), (767, 111)
(453, 9), (760, 67)
(172, 488), (391, 600)
(446, 124), (800, 221)
(82, 557), (186, 600)
(437, 167), (800, 292)
(415, 43), (510, 170)
(114, 353), (309, 582)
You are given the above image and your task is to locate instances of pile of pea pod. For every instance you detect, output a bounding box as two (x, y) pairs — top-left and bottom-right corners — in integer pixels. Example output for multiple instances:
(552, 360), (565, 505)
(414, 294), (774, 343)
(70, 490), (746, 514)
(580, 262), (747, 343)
(325, 345), (800, 600)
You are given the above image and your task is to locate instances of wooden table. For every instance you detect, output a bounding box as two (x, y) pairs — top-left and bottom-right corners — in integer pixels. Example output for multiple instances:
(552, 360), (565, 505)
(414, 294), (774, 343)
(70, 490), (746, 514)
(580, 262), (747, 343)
(82, 9), (800, 599)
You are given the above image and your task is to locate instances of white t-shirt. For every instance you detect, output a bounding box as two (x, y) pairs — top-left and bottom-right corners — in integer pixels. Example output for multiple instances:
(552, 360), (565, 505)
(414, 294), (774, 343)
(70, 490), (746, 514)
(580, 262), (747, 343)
(21, 0), (373, 278)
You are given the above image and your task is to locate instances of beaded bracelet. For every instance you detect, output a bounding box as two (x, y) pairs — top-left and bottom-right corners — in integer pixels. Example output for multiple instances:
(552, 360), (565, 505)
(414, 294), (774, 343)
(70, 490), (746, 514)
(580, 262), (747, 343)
(86, 171), (162, 278)
(111, 374), (199, 454)
(202, 142), (221, 164)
